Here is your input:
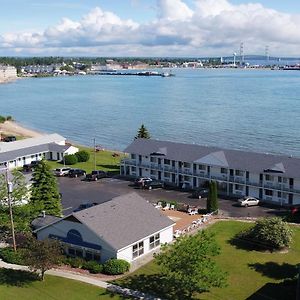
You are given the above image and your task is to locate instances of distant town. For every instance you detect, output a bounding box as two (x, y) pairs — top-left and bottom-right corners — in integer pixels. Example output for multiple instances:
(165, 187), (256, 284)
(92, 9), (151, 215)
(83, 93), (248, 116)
(1, 55), (300, 82)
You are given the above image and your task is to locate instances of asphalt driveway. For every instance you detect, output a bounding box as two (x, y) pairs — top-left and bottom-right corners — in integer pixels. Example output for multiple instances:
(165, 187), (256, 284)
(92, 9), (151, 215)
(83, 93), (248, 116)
(58, 176), (287, 218)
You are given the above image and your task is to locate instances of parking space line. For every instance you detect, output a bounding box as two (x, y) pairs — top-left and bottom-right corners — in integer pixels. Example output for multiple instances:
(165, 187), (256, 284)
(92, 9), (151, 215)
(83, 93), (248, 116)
(62, 206), (72, 211)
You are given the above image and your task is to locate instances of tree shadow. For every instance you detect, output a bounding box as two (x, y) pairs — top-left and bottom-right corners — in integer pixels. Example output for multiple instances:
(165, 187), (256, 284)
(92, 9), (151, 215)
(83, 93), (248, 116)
(96, 164), (120, 170)
(246, 278), (297, 300)
(228, 235), (274, 252)
(0, 269), (39, 287)
(248, 262), (297, 280)
(115, 274), (197, 300)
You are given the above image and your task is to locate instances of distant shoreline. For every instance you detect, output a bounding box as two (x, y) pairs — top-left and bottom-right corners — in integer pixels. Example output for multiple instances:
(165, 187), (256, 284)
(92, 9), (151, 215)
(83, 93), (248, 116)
(0, 120), (43, 139)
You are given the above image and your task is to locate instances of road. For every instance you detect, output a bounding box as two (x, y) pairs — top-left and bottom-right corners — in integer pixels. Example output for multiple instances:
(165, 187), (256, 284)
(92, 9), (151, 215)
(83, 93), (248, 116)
(58, 176), (287, 218)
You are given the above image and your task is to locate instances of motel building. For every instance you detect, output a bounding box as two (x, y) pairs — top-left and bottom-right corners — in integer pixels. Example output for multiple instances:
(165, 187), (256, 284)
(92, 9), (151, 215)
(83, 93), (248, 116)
(121, 139), (300, 206)
(0, 133), (78, 169)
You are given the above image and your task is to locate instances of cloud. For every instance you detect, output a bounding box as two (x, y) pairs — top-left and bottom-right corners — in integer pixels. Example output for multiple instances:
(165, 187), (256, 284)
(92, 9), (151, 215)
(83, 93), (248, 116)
(1, 0), (300, 56)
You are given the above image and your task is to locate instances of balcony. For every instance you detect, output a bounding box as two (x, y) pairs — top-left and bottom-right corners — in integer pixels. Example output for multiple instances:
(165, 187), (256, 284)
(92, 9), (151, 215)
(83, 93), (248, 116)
(122, 159), (137, 165)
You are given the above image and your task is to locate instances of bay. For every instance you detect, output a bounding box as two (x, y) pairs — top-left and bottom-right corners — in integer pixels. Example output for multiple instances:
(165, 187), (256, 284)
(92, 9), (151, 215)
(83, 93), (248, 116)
(1, 68), (300, 156)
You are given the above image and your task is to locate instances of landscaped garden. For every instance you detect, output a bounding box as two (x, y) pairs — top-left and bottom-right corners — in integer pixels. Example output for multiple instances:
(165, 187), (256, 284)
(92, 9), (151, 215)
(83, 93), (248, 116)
(46, 146), (125, 174)
(0, 270), (127, 300)
(115, 220), (300, 300)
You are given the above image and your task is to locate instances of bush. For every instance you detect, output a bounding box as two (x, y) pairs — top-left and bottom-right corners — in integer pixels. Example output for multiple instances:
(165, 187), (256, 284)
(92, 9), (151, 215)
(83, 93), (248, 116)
(75, 150), (90, 162)
(63, 256), (85, 268)
(103, 259), (130, 275)
(6, 115), (13, 121)
(0, 247), (24, 264)
(64, 154), (78, 165)
(0, 115), (6, 123)
(239, 217), (293, 250)
(83, 260), (103, 274)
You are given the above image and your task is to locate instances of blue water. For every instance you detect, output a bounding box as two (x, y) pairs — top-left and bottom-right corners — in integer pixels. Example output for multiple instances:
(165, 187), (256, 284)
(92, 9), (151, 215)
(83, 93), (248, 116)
(1, 69), (300, 156)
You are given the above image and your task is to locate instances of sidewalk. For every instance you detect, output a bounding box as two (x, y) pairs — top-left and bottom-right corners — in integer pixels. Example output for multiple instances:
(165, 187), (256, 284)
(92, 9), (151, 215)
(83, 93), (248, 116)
(0, 259), (162, 300)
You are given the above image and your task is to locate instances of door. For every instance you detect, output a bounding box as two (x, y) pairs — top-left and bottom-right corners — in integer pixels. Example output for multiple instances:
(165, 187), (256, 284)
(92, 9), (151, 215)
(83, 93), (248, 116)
(288, 194), (293, 205)
(246, 186), (249, 196)
(259, 188), (263, 199)
(229, 183), (233, 194)
(158, 171), (161, 180)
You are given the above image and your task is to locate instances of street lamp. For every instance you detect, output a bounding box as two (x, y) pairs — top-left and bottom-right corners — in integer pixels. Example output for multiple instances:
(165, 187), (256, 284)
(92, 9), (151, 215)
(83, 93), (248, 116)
(7, 181), (17, 252)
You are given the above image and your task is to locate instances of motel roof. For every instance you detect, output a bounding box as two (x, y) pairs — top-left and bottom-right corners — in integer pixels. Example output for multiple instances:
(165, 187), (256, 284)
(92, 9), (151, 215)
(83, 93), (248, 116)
(124, 138), (300, 179)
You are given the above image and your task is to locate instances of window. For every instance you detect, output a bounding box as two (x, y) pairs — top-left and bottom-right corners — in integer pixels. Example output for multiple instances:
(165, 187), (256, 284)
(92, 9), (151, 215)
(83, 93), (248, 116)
(183, 162), (191, 168)
(150, 157), (156, 163)
(85, 251), (101, 261)
(235, 170), (244, 176)
(278, 191), (282, 198)
(68, 248), (75, 256)
(164, 159), (170, 165)
(132, 241), (144, 259)
(149, 233), (160, 250)
(75, 249), (83, 257)
(198, 165), (206, 171)
(164, 172), (170, 178)
(131, 154), (136, 159)
(221, 168), (228, 174)
(131, 166), (136, 172)
(265, 189), (273, 196)
(265, 174), (274, 181)
(235, 184), (243, 191)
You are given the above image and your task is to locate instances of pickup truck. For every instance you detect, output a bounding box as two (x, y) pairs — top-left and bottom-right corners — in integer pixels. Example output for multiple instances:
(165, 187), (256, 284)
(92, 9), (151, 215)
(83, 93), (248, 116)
(86, 170), (107, 181)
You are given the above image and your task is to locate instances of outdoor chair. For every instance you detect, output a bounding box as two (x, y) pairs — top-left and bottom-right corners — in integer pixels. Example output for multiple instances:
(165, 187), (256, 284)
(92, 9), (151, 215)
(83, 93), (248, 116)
(163, 203), (170, 210)
(170, 204), (175, 210)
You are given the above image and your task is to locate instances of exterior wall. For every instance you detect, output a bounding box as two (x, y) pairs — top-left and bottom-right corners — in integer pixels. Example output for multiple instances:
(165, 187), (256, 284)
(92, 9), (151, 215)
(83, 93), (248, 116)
(117, 226), (174, 263)
(64, 146), (79, 155)
(36, 219), (116, 263)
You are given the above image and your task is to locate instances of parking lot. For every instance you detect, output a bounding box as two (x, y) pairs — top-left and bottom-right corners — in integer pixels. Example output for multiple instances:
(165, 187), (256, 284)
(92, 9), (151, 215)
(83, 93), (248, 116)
(58, 176), (287, 218)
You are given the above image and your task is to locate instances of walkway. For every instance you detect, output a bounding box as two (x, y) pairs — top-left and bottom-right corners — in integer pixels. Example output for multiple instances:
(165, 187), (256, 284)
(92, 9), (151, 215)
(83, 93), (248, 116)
(0, 259), (162, 300)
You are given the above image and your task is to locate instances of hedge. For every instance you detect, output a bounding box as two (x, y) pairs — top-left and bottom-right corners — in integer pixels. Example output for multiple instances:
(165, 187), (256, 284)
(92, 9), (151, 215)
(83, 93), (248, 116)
(103, 259), (130, 275)
(0, 247), (25, 264)
(64, 154), (78, 165)
(83, 260), (103, 274)
(75, 150), (90, 162)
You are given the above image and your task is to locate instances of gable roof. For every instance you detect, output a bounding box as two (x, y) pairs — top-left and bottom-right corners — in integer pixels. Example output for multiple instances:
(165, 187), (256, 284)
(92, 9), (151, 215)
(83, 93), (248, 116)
(124, 139), (300, 179)
(73, 193), (174, 250)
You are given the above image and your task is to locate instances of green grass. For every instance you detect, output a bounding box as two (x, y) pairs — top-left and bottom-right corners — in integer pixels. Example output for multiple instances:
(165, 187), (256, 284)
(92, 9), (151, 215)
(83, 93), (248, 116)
(115, 221), (300, 300)
(0, 270), (127, 300)
(47, 146), (126, 174)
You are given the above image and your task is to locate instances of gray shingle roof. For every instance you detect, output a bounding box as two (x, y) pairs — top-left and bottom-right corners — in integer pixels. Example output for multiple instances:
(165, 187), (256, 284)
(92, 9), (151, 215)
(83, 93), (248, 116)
(124, 139), (300, 179)
(74, 192), (174, 250)
(31, 215), (62, 230)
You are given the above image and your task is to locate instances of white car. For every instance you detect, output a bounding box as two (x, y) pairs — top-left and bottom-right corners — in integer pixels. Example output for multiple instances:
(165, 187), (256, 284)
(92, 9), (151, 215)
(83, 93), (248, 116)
(54, 167), (71, 177)
(238, 196), (260, 207)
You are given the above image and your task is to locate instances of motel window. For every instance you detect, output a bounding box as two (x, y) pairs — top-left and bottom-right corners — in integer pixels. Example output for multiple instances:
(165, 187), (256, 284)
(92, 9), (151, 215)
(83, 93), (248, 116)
(235, 184), (243, 191)
(131, 154), (136, 159)
(221, 168), (228, 174)
(265, 189), (273, 196)
(150, 157), (156, 163)
(183, 162), (191, 168)
(235, 170), (244, 177)
(265, 174), (274, 181)
(149, 233), (160, 250)
(131, 167), (136, 172)
(283, 178), (288, 184)
(164, 159), (170, 165)
(198, 165), (206, 170)
(85, 251), (101, 261)
(132, 241), (144, 259)
(164, 172), (170, 178)
(278, 191), (282, 198)
(278, 177), (282, 183)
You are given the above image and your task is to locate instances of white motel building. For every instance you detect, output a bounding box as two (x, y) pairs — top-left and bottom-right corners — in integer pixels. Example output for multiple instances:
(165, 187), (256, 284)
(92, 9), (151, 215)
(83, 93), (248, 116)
(121, 139), (300, 206)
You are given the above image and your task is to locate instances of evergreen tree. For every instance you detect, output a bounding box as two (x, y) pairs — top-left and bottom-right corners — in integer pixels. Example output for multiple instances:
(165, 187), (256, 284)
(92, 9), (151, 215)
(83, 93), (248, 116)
(135, 124), (151, 139)
(207, 181), (218, 213)
(30, 160), (62, 217)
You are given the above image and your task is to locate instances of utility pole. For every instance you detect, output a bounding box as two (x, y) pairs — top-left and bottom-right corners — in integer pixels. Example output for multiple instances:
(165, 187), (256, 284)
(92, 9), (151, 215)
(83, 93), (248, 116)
(93, 138), (96, 171)
(5, 168), (16, 252)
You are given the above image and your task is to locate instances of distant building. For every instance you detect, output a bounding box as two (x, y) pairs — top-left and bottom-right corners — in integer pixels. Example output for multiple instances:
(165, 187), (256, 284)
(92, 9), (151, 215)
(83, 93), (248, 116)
(0, 65), (17, 82)
(34, 193), (174, 263)
(121, 139), (300, 206)
(0, 133), (78, 169)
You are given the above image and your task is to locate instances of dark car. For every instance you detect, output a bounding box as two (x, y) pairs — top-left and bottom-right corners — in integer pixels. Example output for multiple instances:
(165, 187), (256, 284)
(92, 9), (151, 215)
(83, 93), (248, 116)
(23, 160), (40, 172)
(74, 202), (97, 212)
(142, 180), (164, 190)
(191, 188), (209, 199)
(3, 135), (16, 142)
(68, 168), (86, 178)
(86, 170), (107, 181)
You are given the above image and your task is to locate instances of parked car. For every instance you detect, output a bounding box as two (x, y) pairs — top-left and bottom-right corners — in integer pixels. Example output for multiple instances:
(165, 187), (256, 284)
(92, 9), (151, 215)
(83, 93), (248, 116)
(3, 135), (16, 142)
(191, 188), (209, 199)
(74, 202), (97, 212)
(68, 168), (86, 178)
(54, 167), (71, 177)
(142, 180), (164, 190)
(238, 196), (260, 207)
(134, 177), (152, 186)
(23, 161), (40, 172)
(86, 170), (107, 181)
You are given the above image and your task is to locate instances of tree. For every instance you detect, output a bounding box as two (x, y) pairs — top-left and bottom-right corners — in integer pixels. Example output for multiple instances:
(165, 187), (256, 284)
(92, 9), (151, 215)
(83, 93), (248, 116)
(75, 150), (90, 162)
(64, 154), (78, 165)
(155, 230), (227, 299)
(207, 180), (218, 213)
(24, 237), (63, 281)
(135, 124), (151, 139)
(0, 169), (28, 206)
(240, 217), (293, 250)
(30, 160), (62, 217)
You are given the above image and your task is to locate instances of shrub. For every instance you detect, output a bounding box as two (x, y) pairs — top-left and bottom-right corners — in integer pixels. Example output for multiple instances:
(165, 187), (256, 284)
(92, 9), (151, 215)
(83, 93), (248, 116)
(64, 154), (78, 165)
(75, 150), (90, 162)
(64, 256), (85, 268)
(239, 217), (293, 250)
(6, 115), (13, 121)
(83, 260), (103, 274)
(0, 115), (6, 123)
(103, 259), (130, 275)
(0, 247), (24, 264)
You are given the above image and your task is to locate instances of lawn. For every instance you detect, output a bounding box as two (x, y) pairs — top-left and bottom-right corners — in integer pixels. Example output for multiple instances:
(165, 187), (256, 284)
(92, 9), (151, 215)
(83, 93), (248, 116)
(0, 270), (127, 300)
(115, 221), (300, 300)
(47, 146), (126, 174)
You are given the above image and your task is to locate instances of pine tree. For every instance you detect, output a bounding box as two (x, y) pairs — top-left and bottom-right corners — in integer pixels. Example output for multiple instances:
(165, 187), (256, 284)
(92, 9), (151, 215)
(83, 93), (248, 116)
(207, 181), (218, 213)
(135, 124), (151, 139)
(30, 160), (62, 217)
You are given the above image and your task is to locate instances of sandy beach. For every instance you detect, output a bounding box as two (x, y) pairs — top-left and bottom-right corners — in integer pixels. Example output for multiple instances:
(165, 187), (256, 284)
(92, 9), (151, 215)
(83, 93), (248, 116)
(0, 120), (43, 139)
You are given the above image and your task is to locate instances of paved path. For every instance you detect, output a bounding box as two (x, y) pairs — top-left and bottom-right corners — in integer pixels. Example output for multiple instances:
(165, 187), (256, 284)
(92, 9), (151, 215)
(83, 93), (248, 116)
(0, 259), (162, 300)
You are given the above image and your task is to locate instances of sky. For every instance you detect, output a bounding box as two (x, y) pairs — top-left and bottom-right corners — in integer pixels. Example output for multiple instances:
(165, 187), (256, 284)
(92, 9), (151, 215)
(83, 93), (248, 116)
(1, 0), (300, 57)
